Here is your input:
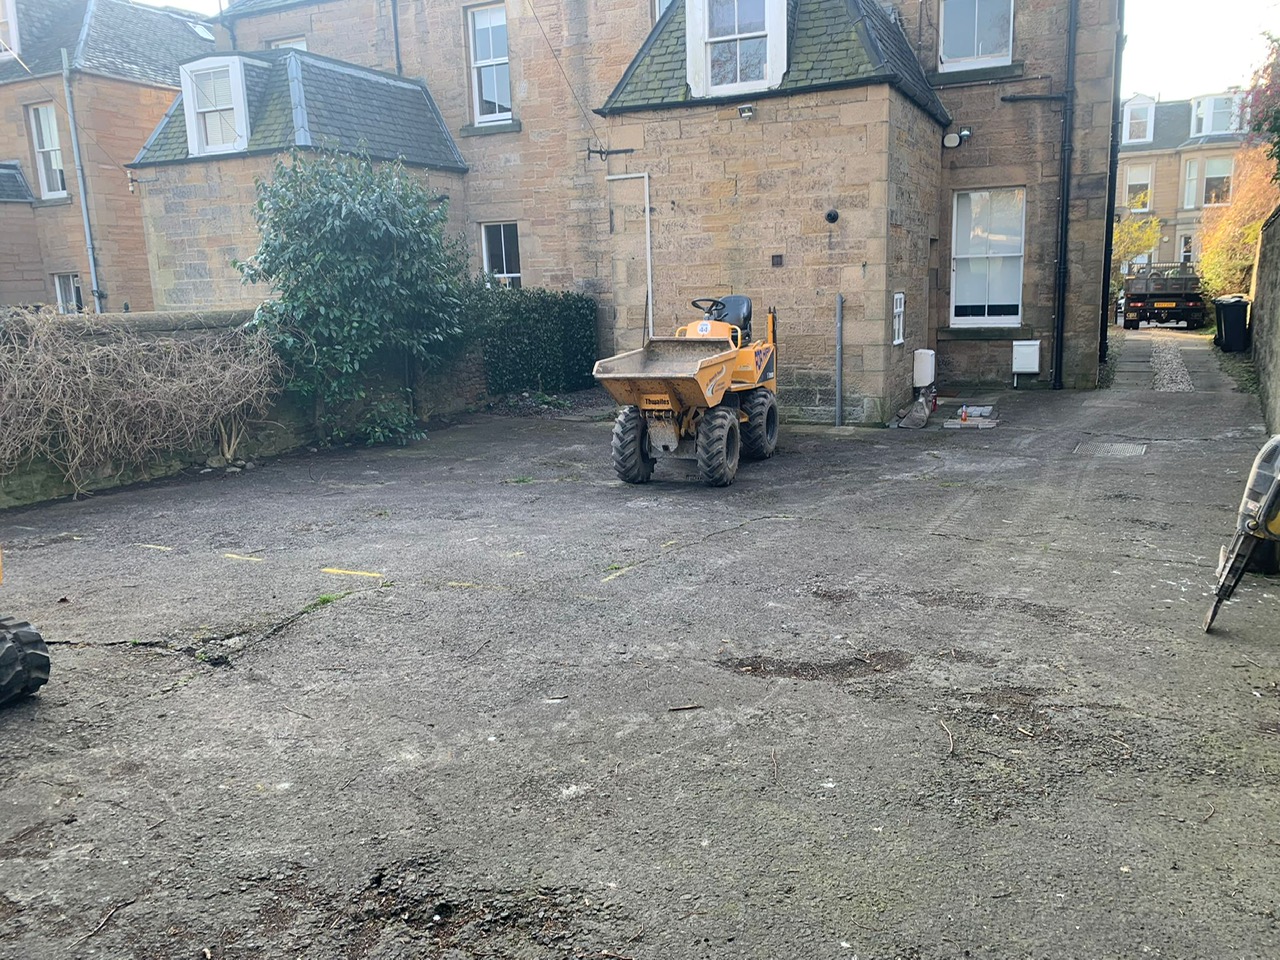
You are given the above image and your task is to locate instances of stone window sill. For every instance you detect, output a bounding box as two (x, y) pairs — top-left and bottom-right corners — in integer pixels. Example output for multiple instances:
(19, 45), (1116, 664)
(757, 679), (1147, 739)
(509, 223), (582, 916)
(460, 119), (522, 137)
(927, 62), (1025, 87)
(33, 196), (73, 208)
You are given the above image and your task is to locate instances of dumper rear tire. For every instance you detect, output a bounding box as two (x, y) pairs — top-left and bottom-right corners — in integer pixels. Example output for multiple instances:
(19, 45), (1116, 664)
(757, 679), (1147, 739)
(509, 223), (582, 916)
(697, 407), (740, 487)
(0, 617), (50, 708)
(741, 389), (778, 460)
(612, 406), (655, 484)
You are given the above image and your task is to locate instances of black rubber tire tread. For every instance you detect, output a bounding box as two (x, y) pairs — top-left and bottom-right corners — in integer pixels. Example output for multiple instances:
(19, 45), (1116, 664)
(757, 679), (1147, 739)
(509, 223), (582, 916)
(741, 388), (779, 460)
(697, 407), (741, 487)
(0, 617), (51, 708)
(611, 406), (655, 484)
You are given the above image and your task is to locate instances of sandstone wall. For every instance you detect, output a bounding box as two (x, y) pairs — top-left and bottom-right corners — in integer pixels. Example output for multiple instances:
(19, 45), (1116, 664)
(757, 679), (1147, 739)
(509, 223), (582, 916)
(1251, 206), (1280, 433)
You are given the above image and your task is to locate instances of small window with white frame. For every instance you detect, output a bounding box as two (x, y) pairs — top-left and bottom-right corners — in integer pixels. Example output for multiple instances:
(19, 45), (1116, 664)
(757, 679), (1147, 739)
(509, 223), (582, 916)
(951, 187), (1025, 328)
(1203, 156), (1232, 205)
(269, 36), (307, 50)
(470, 5), (511, 124)
(939, 0), (1013, 73)
(1, 0), (20, 59)
(482, 222), (521, 288)
(1191, 93), (1243, 137)
(686, 0), (786, 96)
(1183, 159), (1199, 209)
(179, 57), (250, 156)
(54, 273), (83, 314)
(28, 103), (66, 199)
(892, 292), (905, 345)
(1179, 235), (1193, 264)
(1125, 165), (1151, 212)
(1122, 99), (1152, 144)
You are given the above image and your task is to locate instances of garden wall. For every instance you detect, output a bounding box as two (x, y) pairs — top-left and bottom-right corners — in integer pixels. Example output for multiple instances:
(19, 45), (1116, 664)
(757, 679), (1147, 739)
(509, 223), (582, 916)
(1251, 207), (1280, 433)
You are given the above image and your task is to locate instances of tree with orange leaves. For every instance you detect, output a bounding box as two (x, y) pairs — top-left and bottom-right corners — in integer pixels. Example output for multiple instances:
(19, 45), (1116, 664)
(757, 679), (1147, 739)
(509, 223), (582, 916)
(1198, 145), (1280, 297)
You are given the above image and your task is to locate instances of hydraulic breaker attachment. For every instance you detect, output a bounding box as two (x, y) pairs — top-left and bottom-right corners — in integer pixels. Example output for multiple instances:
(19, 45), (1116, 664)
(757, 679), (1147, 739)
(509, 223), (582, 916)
(1204, 435), (1280, 632)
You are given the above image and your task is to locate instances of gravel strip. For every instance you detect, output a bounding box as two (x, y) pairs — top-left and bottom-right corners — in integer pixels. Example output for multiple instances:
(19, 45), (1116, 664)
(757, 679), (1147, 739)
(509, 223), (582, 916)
(1152, 338), (1194, 392)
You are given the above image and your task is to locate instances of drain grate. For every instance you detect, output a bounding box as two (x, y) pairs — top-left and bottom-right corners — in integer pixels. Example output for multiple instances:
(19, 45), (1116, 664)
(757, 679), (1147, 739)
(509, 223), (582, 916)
(1074, 440), (1147, 457)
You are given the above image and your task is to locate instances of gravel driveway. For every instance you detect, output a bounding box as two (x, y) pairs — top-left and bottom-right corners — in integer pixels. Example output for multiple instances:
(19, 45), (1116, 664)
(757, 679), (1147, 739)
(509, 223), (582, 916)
(2, 330), (1277, 960)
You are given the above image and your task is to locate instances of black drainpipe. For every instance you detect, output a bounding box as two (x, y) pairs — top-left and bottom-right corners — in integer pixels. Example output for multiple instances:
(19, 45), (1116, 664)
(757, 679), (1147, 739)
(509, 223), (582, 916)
(391, 0), (404, 75)
(1051, 0), (1080, 390)
(1098, 0), (1125, 366)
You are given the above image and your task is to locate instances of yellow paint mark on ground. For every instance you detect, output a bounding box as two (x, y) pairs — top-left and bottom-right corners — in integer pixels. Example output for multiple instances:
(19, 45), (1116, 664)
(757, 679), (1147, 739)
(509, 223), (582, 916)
(662, 540), (679, 548)
(447, 580), (483, 589)
(224, 553), (264, 562)
(601, 565), (634, 583)
(322, 568), (384, 578)
(504, 551), (526, 558)
(137, 544), (173, 551)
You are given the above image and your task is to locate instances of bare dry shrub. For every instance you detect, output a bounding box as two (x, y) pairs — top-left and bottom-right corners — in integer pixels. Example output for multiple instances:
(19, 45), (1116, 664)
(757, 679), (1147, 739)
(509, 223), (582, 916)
(0, 308), (281, 490)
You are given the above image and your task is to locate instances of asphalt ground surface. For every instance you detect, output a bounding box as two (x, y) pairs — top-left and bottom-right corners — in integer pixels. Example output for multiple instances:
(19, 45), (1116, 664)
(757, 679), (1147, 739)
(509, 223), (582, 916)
(1, 326), (1277, 960)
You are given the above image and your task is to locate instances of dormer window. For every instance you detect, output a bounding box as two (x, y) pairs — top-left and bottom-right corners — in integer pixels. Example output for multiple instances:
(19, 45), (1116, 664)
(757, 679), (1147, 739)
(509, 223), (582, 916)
(179, 57), (250, 156)
(0, 0), (21, 60)
(1123, 100), (1152, 144)
(939, 0), (1013, 73)
(686, 0), (786, 97)
(1191, 93), (1243, 137)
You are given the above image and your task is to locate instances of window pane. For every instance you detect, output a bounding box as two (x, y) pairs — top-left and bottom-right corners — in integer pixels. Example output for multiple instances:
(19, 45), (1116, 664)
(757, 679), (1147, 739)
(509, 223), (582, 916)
(502, 224), (520, 273)
(1128, 107), (1148, 140)
(1211, 97), (1231, 133)
(953, 192), (980, 256)
(954, 259), (988, 315)
(484, 224), (505, 273)
(942, 0), (977, 61)
(975, 0), (1011, 57)
(738, 0), (766, 33)
(709, 40), (736, 85)
(739, 37), (766, 81)
(478, 64), (510, 115)
(33, 106), (58, 151)
(709, 0), (735, 38)
(987, 256), (1021, 313)
(1184, 160), (1198, 208)
(490, 15), (507, 60)
(39, 150), (63, 191)
(987, 188), (1024, 254)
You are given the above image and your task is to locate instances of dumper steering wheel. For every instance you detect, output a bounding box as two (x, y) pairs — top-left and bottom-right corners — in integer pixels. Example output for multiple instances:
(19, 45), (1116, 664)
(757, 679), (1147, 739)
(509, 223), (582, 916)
(691, 298), (727, 319)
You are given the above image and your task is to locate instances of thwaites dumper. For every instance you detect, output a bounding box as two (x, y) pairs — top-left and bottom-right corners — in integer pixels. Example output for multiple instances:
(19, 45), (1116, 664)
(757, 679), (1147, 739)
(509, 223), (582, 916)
(0, 545), (51, 708)
(593, 296), (779, 486)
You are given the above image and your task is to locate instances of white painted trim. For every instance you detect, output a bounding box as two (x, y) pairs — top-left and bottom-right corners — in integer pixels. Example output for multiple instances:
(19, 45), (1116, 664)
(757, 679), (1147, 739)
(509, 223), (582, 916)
(1122, 100), (1153, 144)
(1125, 163), (1152, 212)
(949, 187), (1026, 329)
(686, 0), (787, 98)
(28, 103), (67, 200)
(0, 0), (21, 60)
(179, 56), (250, 156)
(938, 0), (1014, 74)
(469, 4), (512, 126)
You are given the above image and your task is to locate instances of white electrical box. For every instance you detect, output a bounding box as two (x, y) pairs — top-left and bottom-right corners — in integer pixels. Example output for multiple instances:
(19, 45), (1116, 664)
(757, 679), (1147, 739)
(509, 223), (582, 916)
(913, 348), (936, 387)
(1011, 340), (1041, 375)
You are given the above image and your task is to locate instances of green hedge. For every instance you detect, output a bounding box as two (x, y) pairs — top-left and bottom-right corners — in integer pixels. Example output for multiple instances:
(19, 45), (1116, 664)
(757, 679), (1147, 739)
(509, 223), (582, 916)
(476, 284), (598, 394)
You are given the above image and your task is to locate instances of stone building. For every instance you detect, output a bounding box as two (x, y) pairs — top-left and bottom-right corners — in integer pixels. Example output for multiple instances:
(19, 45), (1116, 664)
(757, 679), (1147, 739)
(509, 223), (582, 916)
(131, 0), (1121, 420)
(0, 0), (214, 312)
(1116, 91), (1248, 267)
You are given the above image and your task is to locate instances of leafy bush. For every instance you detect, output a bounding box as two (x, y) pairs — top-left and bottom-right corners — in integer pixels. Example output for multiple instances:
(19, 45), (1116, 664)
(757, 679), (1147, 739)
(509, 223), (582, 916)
(239, 151), (471, 445)
(475, 282), (598, 395)
(1248, 34), (1280, 181)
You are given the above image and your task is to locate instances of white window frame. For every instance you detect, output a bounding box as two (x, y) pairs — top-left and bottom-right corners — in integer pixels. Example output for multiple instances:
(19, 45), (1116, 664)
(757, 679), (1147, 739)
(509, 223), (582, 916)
(1178, 234), (1193, 264)
(950, 187), (1026, 329)
(938, 0), (1014, 73)
(686, 0), (787, 97)
(482, 222), (521, 288)
(1191, 93), (1243, 137)
(892, 292), (905, 346)
(28, 103), (67, 200)
(54, 273), (83, 314)
(654, 0), (676, 20)
(1125, 164), (1151, 213)
(269, 36), (307, 50)
(1203, 156), (1233, 207)
(1122, 100), (1152, 144)
(0, 0), (21, 60)
(469, 5), (512, 125)
(1183, 159), (1198, 210)
(179, 57), (250, 156)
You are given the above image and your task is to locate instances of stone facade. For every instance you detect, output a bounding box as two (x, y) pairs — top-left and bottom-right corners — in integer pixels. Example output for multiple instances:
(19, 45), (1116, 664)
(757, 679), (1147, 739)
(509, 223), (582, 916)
(139, 0), (1118, 418)
(1251, 206), (1280, 433)
(0, 73), (191, 313)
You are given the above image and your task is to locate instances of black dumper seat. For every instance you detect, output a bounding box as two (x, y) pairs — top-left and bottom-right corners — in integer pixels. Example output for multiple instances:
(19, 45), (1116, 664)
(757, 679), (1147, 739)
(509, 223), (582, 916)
(719, 295), (752, 342)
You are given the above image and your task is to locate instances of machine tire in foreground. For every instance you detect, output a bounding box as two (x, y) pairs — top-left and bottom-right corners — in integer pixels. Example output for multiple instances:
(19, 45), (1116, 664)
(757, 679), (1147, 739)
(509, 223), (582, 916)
(0, 617), (51, 707)
(741, 388), (779, 460)
(611, 406), (655, 484)
(697, 407), (740, 487)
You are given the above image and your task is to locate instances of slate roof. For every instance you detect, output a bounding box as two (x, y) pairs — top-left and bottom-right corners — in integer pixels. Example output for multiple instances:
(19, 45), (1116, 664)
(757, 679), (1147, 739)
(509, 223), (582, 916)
(0, 162), (36, 202)
(131, 49), (468, 172)
(1119, 98), (1247, 153)
(0, 0), (214, 87)
(599, 0), (950, 126)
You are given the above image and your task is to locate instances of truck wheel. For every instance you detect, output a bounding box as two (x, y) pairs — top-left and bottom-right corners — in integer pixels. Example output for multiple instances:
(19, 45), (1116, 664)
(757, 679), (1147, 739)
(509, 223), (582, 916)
(697, 407), (740, 487)
(0, 617), (50, 708)
(741, 389), (778, 460)
(611, 406), (654, 484)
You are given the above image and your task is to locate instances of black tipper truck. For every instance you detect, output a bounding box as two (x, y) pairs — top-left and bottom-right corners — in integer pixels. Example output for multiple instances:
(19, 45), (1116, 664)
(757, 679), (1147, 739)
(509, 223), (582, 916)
(1121, 262), (1207, 330)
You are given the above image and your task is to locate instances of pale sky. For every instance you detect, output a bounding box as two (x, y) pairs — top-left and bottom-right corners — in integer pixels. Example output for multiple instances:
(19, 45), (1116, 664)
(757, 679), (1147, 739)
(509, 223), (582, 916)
(138, 0), (1279, 102)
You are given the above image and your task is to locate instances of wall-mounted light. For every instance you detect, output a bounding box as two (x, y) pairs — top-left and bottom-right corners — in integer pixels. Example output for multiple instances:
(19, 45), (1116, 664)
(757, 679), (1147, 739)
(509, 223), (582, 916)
(738, 104), (755, 120)
(942, 127), (973, 149)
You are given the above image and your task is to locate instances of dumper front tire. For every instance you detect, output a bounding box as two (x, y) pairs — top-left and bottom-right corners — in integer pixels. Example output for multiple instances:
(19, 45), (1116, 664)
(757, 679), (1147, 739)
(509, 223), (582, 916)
(0, 617), (50, 708)
(612, 406), (655, 484)
(741, 389), (778, 460)
(697, 407), (740, 487)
